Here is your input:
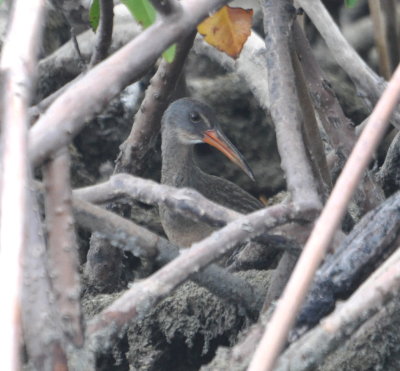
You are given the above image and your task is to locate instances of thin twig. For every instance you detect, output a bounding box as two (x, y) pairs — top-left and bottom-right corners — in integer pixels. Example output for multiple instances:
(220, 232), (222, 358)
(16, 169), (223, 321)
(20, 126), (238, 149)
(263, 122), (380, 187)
(382, 0), (400, 73)
(29, 0), (232, 167)
(368, 0), (391, 79)
(90, 0), (114, 67)
(0, 0), (45, 369)
(71, 28), (86, 66)
(247, 61), (400, 371)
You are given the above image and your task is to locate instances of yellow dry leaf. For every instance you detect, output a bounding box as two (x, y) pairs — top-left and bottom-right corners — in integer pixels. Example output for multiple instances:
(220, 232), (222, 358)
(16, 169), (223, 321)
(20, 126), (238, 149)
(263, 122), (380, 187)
(198, 6), (253, 59)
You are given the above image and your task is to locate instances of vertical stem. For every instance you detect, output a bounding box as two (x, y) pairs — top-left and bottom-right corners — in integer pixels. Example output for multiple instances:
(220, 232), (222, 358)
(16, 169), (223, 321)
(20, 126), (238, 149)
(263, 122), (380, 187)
(368, 0), (391, 79)
(382, 0), (400, 72)
(43, 149), (84, 347)
(261, 0), (321, 209)
(0, 0), (45, 370)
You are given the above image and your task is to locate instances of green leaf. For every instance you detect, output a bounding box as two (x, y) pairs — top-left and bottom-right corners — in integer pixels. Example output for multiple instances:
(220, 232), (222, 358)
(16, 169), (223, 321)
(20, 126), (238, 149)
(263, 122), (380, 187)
(120, 0), (156, 28)
(89, 0), (100, 31)
(162, 44), (176, 63)
(344, 0), (358, 8)
(121, 0), (175, 62)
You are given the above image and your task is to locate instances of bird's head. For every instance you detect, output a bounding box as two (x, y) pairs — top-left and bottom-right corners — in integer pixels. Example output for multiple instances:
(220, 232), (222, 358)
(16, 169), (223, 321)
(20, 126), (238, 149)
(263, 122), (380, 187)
(162, 98), (255, 181)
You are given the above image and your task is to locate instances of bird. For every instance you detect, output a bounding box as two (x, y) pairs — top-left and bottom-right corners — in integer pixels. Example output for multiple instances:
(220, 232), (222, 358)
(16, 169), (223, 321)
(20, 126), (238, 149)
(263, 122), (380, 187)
(159, 97), (263, 248)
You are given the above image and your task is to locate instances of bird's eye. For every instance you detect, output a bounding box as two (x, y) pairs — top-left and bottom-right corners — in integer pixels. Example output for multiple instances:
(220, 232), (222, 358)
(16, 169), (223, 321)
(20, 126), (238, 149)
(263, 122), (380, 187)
(190, 112), (201, 123)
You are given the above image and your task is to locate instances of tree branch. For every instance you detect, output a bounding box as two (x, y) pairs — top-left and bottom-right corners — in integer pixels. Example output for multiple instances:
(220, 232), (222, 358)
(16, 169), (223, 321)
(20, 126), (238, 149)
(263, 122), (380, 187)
(298, 0), (400, 128)
(0, 0), (45, 369)
(29, 0), (233, 166)
(86, 203), (300, 354)
(89, 0), (114, 67)
(261, 0), (321, 209)
(22, 193), (72, 370)
(368, 0), (391, 79)
(248, 59), (400, 371)
(115, 31), (196, 175)
(74, 173), (302, 252)
(276, 241), (400, 370)
(43, 149), (84, 347)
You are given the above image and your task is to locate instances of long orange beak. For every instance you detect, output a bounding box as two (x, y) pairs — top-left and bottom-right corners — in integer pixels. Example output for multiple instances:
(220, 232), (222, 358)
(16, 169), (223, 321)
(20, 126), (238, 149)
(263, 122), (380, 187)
(203, 129), (255, 181)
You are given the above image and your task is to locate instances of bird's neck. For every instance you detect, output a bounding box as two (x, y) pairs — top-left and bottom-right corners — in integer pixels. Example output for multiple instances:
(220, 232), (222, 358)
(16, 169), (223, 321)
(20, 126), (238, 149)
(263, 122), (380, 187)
(161, 134), (200, 187)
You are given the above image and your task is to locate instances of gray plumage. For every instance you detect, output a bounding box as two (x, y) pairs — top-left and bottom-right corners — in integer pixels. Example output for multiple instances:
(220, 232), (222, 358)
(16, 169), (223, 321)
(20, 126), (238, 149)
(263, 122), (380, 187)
(160, 98), (262, 247)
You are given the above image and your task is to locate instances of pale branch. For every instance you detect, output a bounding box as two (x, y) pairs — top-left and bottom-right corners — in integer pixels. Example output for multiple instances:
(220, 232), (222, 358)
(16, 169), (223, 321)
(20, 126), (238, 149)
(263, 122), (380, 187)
(257, 0), (322, 322)
(89, 0), (114, 66)
(86, 203), (301, 354)
(72, 198), (265, 319)
(248, 61), (400, 371)
(30, 6), (142, 118)
(72, 188), (275, 316)
(29, 0), (234, 166)
(43, 148), (84, 348)
(74, 173), (240, 226)
(261, 0), (321, 209)
(115, 31), (196, 175)
(275, 242), (400, 371)
(0, 0), (45, 369)
(22, 193), (71, 370)
(298, 0), (400, 128)
(74, 173), (301, 252)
